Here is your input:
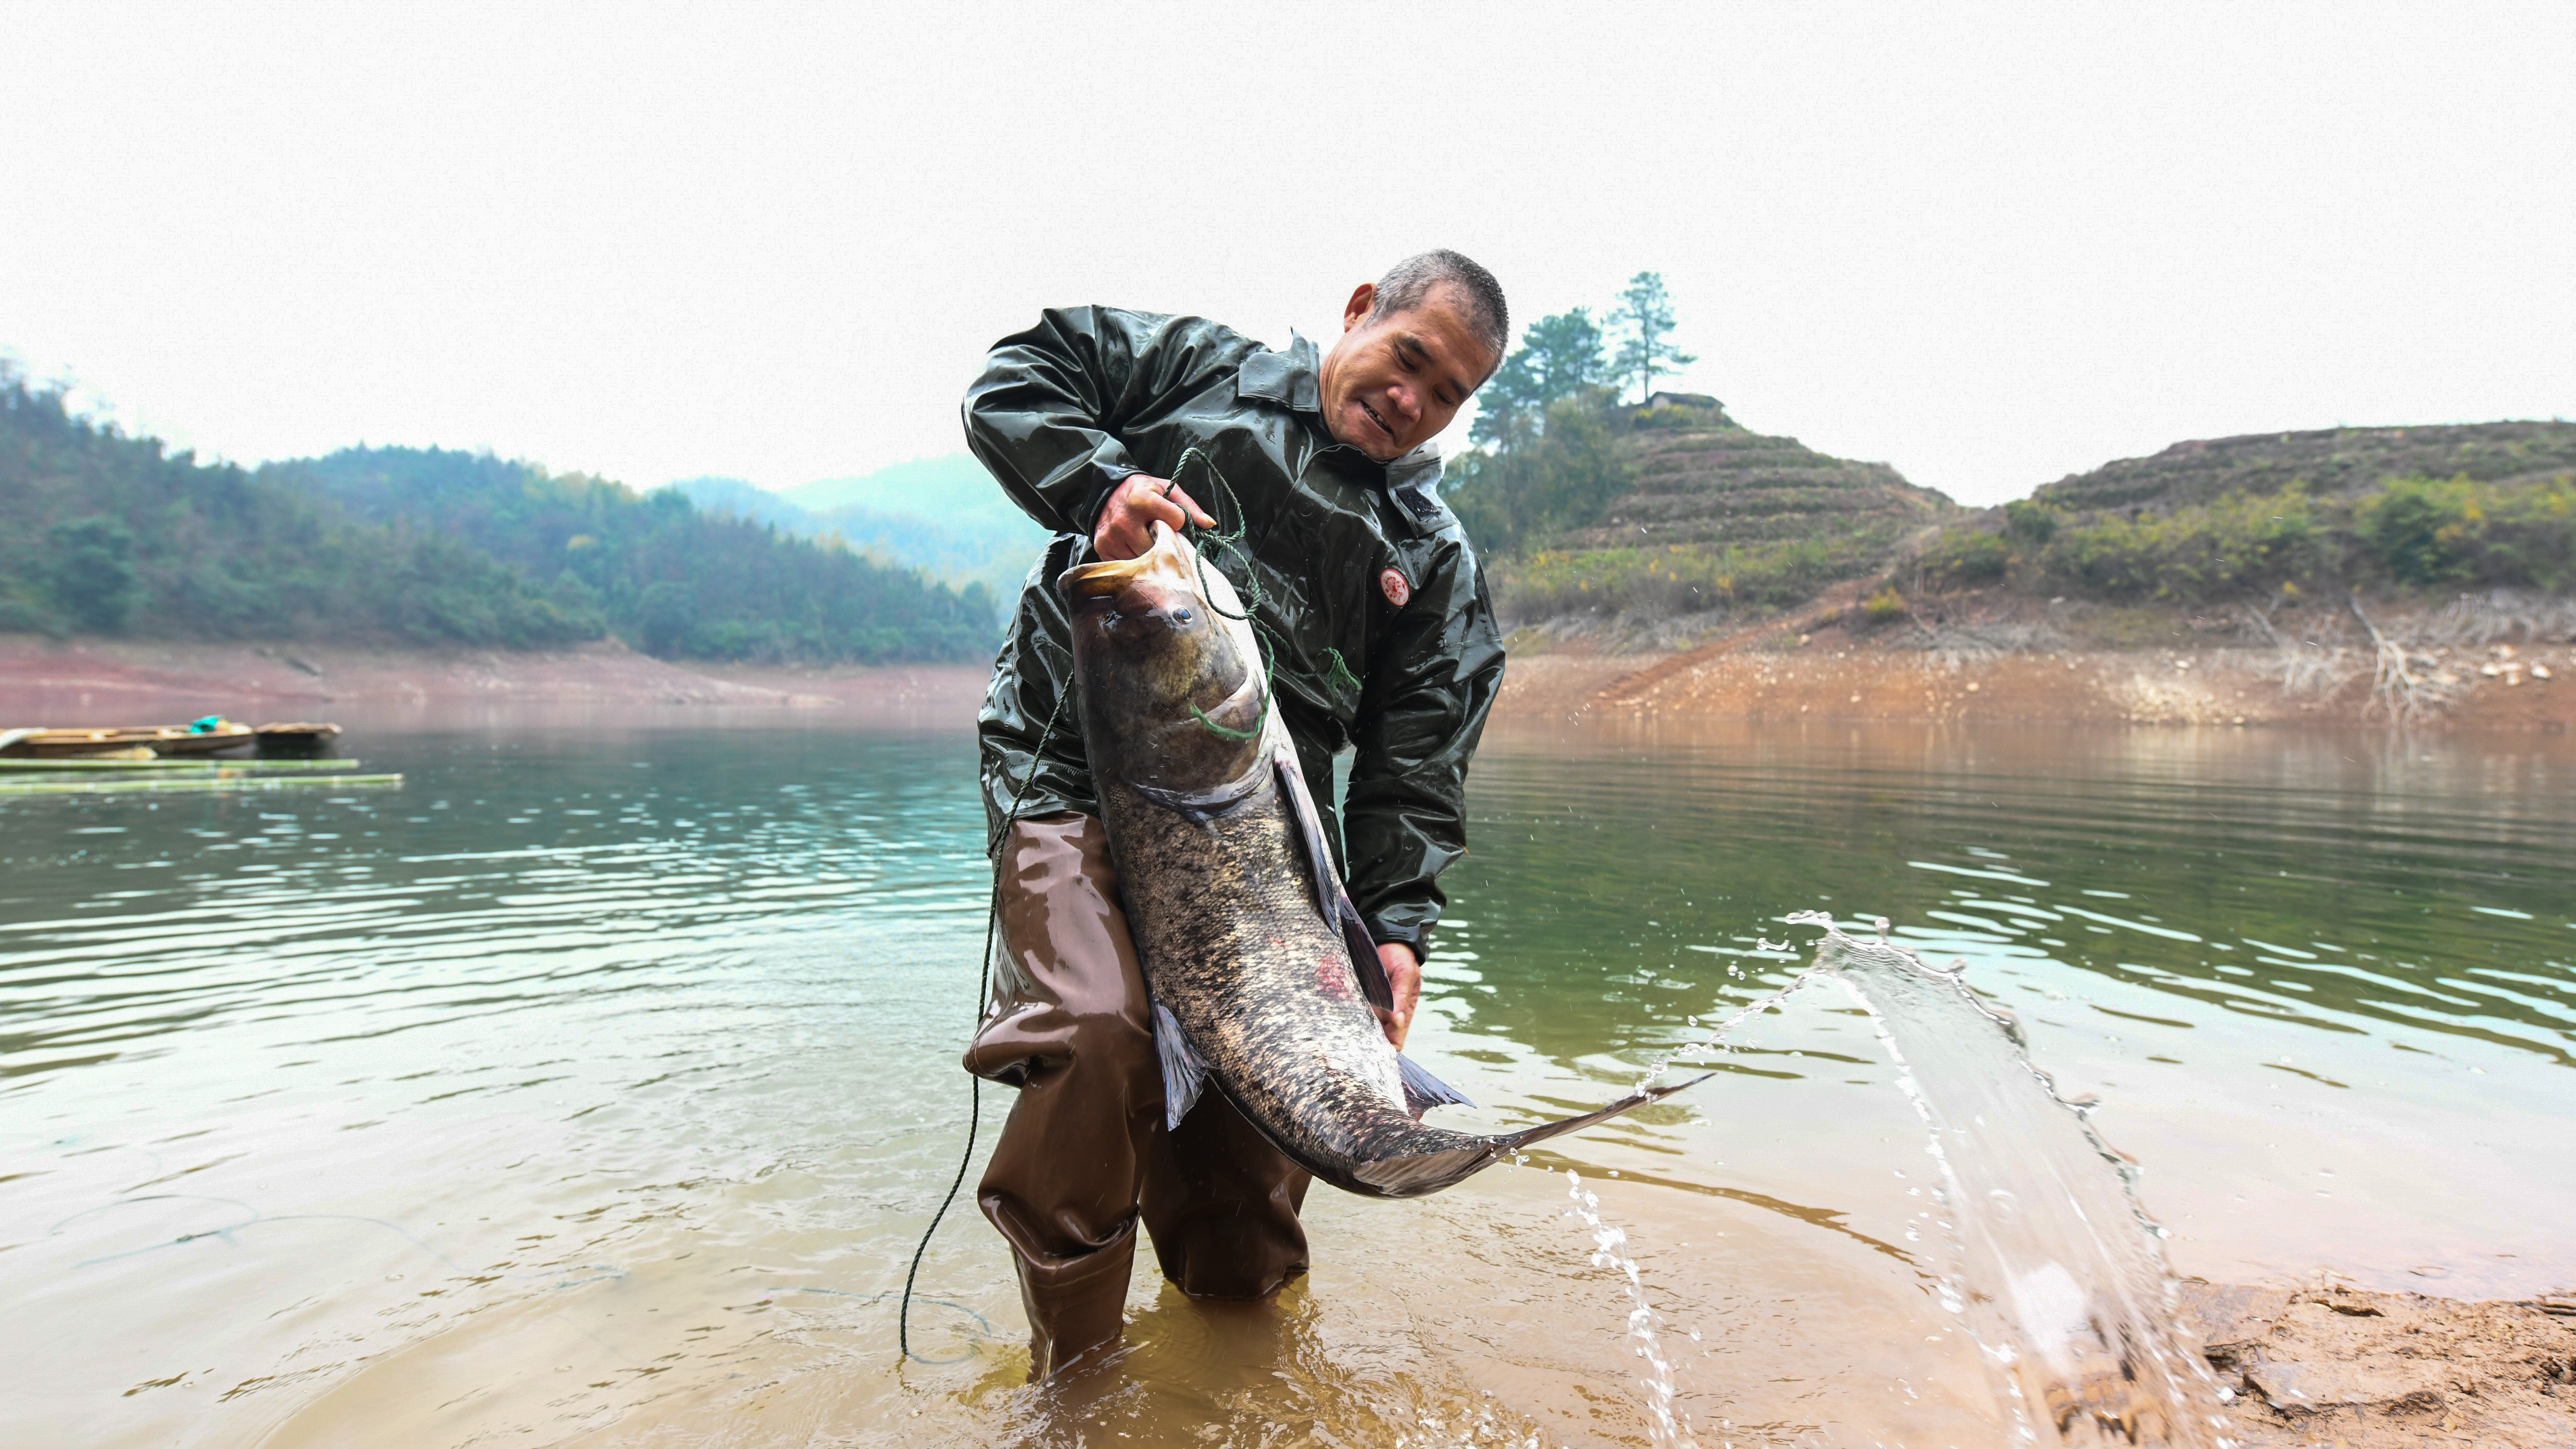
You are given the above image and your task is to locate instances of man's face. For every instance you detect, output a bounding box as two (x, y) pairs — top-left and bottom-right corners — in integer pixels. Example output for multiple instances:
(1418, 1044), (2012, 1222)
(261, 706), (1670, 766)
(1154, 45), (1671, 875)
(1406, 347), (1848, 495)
(1317, 281), (1499, 462)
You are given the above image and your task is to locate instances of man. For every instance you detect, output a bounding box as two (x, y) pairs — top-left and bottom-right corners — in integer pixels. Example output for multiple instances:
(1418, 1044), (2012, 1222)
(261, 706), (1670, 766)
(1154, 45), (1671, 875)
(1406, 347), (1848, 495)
(960, 250), (1509, 1379)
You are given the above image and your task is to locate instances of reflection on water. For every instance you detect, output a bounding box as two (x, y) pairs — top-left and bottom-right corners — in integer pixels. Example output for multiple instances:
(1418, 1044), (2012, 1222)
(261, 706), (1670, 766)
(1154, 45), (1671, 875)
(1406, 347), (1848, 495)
(1, 718), (2569, 1446)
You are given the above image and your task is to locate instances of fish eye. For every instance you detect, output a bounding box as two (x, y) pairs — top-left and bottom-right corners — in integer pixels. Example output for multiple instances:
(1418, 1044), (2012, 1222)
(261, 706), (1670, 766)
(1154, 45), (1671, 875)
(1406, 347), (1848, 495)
(1172, 608), (1194, 624)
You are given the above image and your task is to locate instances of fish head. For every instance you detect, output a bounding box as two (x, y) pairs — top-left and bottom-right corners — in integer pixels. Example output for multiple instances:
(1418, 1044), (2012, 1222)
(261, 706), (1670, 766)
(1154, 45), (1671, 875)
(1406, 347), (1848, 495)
(1058, 523), (1267, 798)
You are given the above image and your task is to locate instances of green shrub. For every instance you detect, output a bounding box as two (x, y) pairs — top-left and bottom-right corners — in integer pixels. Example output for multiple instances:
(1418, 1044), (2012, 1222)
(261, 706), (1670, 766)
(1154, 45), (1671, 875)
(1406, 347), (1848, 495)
(1861, 586), (1908, 624)
(1922, 528), (2011, 588)
(1495, 536), (1883, 619)
(2002, 499), (2062, 546)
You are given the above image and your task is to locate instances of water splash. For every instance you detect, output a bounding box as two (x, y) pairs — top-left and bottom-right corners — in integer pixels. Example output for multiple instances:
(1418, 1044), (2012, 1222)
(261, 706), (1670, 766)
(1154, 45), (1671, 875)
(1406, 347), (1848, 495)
(1815, 926), (2236, 1447)
(1563, 1168), (1695, 1449)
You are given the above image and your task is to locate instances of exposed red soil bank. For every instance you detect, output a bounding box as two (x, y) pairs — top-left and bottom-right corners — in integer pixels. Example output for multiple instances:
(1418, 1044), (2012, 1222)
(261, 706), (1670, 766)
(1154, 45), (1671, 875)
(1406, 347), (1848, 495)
(6, 628), (2570, 735)
(0, 636), (989, 730)
(1497, 627), (2575, 734)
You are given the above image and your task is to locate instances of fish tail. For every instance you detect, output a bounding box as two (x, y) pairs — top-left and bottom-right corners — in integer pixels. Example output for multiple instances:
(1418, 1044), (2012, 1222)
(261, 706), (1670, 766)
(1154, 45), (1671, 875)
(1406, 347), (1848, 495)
(1348, 1072), (1716, 1198)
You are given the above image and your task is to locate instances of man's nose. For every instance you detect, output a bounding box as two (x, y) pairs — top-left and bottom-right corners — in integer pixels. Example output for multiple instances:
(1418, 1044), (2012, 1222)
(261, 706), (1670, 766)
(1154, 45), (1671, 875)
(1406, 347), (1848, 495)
(1388, 382), (1421, 424)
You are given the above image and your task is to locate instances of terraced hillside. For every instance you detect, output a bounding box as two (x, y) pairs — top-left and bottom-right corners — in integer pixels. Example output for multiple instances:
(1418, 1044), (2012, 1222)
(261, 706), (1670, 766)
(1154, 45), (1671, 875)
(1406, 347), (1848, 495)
(1490, 399), (1958, 629)
(1566, 405), (1955, 549)
(2033, 420), (2576, 514)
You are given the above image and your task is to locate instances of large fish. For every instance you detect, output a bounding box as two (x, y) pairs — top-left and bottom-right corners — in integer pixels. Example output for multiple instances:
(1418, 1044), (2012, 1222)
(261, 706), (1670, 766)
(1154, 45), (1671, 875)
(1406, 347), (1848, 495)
(1058, 523), (1704, 1198)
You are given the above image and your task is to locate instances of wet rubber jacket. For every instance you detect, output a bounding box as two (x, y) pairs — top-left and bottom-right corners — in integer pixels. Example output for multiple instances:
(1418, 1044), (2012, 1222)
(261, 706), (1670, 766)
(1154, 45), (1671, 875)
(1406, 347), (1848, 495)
(965, 307), (1507, 958)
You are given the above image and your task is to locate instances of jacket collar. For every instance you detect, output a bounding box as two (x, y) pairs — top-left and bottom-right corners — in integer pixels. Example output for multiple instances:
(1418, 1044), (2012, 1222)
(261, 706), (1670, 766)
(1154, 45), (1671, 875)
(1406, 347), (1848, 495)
(1238, 332), (1323, 412)
(1241, 332), (1443, 487)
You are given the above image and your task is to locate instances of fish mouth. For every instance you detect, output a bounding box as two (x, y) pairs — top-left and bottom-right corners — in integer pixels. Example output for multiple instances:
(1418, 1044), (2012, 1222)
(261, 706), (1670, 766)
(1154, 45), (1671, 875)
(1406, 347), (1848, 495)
(1058, 522), (1199, 602)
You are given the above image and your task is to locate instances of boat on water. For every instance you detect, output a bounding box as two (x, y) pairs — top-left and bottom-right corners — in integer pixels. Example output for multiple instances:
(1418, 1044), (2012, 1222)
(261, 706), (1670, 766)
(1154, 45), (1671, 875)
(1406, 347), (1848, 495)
(0, 718), (334, 760)
(251, 722), (342, 755)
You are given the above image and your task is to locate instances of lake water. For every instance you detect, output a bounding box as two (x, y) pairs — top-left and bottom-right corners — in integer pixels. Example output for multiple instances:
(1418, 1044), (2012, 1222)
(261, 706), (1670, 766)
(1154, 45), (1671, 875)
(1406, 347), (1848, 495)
(4, 714), (2570, 1446)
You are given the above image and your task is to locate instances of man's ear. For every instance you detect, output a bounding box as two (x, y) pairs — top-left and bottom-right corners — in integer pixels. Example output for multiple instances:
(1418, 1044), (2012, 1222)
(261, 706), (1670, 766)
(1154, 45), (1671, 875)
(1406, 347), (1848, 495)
(1342, 282), (1377, 333)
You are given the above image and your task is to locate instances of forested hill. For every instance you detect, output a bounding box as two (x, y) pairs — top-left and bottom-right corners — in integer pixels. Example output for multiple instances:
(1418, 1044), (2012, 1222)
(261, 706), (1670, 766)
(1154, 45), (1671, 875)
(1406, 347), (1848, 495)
(265, 448), (999, 662)
(0, 369), (997, 663)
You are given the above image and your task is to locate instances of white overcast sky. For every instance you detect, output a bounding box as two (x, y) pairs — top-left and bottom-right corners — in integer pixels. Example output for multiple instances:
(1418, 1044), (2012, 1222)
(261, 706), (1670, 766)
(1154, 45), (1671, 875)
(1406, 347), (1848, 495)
(5, 2), (2569, 506)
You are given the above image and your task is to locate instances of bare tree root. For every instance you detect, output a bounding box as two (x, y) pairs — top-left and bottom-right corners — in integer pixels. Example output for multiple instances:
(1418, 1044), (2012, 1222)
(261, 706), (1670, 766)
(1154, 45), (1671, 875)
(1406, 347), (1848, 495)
(2350, 596), (2456, 724)
(2240, 601), (2361, 698)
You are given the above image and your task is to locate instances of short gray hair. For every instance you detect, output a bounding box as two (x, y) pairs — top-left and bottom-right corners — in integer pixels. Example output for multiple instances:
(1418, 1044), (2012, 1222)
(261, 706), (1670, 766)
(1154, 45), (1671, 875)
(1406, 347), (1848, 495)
(1368, 249), (1509, 369)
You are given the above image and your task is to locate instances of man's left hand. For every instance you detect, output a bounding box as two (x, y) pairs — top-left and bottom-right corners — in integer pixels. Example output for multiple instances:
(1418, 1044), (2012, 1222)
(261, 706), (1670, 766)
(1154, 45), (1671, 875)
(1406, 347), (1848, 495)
(1374, 942), (1421, 1050)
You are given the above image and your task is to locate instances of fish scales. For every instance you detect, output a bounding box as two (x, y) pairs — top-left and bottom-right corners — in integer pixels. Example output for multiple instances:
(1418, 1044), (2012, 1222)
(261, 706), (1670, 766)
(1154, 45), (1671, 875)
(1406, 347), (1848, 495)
(1102, 773), (1445, 1177)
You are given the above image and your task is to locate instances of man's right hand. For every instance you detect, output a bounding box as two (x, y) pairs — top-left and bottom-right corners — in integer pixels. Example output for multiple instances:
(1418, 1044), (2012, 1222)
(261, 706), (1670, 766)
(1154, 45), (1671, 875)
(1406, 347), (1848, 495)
(1093, 474), (1216, 561)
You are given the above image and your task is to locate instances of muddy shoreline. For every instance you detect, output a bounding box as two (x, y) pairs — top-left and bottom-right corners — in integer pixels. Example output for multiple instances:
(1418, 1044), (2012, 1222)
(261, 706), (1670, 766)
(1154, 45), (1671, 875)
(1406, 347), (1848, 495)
(5, 619), (2570, 735)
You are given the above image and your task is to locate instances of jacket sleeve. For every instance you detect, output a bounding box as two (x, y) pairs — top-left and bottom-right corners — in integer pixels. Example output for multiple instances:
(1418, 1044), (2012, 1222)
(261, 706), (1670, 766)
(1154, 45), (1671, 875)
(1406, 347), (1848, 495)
(1342, 537), (1507, 959)
(961, 307), (1247, 535)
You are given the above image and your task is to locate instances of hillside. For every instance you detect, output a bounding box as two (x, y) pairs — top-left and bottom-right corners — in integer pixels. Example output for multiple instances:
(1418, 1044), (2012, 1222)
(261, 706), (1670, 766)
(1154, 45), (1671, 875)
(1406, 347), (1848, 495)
(676, 454), (1048, 599)
(266, 447), (997, 663)
(0, 372), (590, 649)
(1571, 400), (1953, 548)
(1905, 420), (2576, 606)
(2032, 422), (2576, 514)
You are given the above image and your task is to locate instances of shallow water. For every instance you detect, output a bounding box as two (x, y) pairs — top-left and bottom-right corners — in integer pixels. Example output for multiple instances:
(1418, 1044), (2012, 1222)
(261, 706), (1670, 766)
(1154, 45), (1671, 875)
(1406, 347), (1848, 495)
(2, 716), (2570, 1446)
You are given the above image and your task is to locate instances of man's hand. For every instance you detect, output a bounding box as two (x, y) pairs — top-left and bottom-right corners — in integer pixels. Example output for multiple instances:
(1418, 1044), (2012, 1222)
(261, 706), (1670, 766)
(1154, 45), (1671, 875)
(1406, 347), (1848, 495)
(1093, 473), (1216, 561)
(1373, 941), (1422, 1050)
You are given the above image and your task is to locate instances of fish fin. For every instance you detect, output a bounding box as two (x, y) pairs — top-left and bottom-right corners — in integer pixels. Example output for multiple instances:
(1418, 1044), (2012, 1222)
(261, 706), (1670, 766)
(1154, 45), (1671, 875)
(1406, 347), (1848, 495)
(1397, 1053), (1475, 1119)
(1339, 891), (1392, 1010)
(1151, 1002), (1208, 1132)
(1271, 749), (1394, 1010)
(1496, 1072), (1716, 1155)
(1350, 1072), (1718, 1199)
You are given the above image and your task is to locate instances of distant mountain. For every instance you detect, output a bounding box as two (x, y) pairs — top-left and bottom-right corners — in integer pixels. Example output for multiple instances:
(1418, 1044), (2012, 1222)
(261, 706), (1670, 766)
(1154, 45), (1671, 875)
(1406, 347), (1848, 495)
(668, 475), (820, 534)
(676, 454), (1051, 601)
(785, 453), (1027, 524)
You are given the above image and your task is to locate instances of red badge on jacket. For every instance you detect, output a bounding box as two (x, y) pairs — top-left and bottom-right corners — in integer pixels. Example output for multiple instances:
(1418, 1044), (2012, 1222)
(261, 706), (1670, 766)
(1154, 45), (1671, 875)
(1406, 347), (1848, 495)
(1379, 567), (1411, 608)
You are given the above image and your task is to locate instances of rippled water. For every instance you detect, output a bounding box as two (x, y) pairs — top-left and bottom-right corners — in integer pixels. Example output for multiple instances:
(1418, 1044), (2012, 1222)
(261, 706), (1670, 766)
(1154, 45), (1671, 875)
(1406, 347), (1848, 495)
(3, 717), (2570, 1446)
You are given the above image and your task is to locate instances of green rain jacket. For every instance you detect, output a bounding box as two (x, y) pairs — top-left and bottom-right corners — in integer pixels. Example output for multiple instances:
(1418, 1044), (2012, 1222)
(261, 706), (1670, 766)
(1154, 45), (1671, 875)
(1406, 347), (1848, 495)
(965, 306), (1507, 958)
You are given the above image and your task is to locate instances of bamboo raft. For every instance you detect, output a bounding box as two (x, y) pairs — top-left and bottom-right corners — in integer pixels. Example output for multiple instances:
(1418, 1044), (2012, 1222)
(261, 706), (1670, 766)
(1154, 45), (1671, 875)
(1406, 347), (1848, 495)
(0, 770), (402, 796)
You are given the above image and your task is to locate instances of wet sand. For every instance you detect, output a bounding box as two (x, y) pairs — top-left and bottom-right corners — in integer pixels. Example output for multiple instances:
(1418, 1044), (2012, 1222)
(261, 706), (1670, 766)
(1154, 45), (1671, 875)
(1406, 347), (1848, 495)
(2183, 1281), (2576, 1446)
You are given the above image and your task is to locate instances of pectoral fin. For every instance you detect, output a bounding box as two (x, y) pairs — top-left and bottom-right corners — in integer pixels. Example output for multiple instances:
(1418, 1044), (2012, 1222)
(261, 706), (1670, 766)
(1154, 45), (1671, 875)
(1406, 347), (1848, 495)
(1397, 1053), (1475, 1119)
(1151, 1001), (1209, 1131)
(1273, 748), (1394, 1010)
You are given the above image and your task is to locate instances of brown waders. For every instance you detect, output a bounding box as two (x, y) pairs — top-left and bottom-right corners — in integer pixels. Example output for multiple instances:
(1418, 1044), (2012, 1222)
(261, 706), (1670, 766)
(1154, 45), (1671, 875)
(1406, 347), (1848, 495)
(962, 812), (1312, 1379)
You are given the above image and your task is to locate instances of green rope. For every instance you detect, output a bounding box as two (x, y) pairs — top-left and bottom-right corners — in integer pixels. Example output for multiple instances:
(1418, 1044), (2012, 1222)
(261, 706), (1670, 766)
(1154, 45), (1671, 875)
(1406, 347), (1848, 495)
(1322, 648), (1362, 698)
(1188, 703), (1264, 741)
(1165, 448), (1284, 743)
